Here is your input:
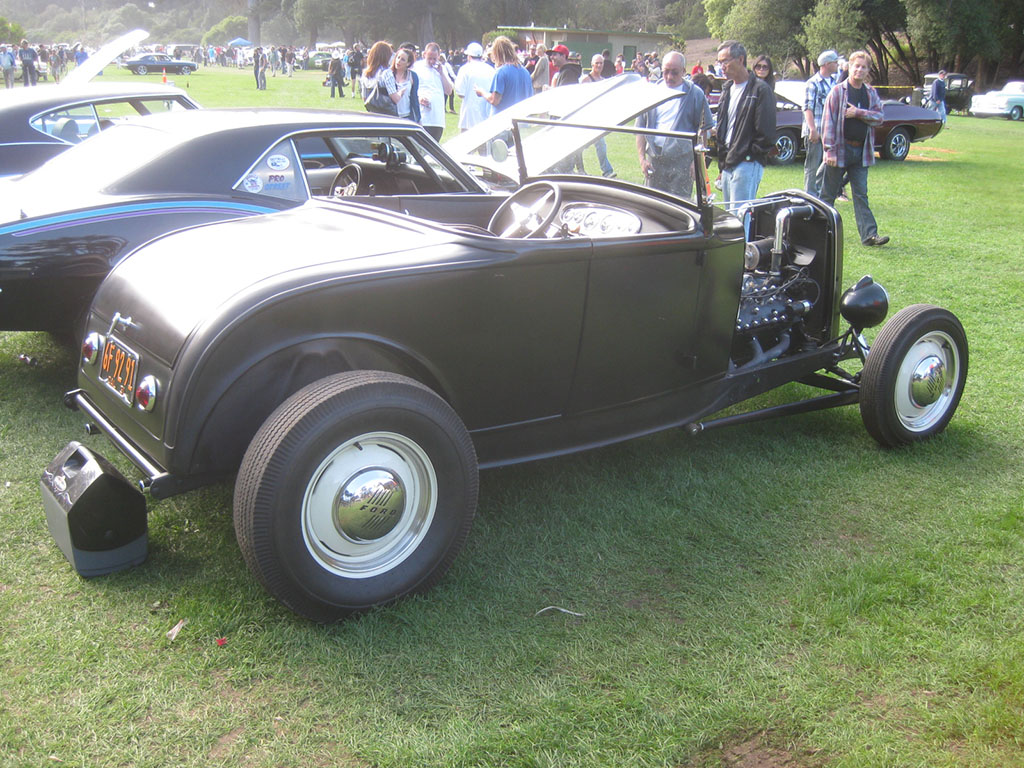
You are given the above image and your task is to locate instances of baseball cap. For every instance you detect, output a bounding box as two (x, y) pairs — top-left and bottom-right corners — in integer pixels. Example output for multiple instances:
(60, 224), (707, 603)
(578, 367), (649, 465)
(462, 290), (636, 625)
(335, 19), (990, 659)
(817, 50), (839, 66)
(465, 42), (483, 58)
(548, 44), (570, 57)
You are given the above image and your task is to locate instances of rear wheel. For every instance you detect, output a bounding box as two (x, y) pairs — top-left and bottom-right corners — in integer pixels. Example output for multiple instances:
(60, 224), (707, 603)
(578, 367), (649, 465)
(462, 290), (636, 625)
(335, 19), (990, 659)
(859, 305), (968, 447)
(771, 129), (799, 165)
(1010, 106), (1023, 121)
(234, 371), (478, 622)
(135, 65), (148, 75)
(180, 65), (192, 75)
(882, 127), (910, 160)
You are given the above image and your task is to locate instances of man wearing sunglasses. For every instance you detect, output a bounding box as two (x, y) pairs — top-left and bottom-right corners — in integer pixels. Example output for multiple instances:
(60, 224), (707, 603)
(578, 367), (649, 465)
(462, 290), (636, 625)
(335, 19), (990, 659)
(713, 40), (776, 210)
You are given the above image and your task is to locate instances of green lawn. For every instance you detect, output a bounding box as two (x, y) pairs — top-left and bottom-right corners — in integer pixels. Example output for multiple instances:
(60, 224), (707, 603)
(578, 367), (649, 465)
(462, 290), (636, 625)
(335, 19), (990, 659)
(1, 68), (1023, 766)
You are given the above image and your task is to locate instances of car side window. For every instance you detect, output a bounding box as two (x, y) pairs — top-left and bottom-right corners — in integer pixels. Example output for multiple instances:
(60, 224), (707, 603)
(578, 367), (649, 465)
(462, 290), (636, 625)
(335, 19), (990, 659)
(234, 138), (309, 202)
(30, 105), (100, 143)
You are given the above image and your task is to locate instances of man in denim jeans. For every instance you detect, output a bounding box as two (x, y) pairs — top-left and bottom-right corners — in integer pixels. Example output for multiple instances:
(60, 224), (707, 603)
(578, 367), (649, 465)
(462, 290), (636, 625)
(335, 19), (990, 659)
(713, 41), (775, 211)
(820, 50), (890, 247)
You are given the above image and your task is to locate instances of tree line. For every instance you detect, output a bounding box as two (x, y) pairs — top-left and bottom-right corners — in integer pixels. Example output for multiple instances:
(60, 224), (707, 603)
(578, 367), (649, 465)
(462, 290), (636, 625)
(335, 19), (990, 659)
(707, 0), (1023, 87)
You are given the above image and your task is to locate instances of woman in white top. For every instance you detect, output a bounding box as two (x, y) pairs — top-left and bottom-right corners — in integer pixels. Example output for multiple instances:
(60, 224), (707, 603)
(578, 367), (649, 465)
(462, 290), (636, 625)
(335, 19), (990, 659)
(361, 41), (399, 114)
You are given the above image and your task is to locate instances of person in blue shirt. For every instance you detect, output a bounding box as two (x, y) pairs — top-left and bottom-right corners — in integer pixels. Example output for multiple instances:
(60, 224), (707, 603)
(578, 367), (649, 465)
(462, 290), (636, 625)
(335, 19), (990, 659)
(476, 36), (531, 112)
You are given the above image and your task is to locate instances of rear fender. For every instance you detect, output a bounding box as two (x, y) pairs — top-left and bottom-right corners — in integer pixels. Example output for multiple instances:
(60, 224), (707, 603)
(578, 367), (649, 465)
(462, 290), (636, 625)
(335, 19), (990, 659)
(174, 335), (447, 479)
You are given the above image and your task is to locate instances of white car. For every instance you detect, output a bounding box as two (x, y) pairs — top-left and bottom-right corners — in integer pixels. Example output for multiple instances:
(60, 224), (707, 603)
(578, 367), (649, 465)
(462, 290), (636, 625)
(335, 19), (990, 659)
(969, 81), (1024, 120)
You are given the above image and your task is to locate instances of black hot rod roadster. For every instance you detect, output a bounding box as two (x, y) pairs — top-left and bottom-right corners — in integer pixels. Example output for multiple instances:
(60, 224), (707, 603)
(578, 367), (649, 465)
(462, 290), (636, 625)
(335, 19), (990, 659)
(41, 86), (967, 621)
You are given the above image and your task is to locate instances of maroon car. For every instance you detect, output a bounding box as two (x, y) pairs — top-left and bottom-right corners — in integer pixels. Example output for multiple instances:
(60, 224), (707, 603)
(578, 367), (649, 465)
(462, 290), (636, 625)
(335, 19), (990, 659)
(771, 80), (943, 165)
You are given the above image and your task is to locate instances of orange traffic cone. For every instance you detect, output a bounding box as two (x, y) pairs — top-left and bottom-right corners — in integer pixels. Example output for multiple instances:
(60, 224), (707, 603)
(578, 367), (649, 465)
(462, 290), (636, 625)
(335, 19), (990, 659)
(162, 68), (167, 83)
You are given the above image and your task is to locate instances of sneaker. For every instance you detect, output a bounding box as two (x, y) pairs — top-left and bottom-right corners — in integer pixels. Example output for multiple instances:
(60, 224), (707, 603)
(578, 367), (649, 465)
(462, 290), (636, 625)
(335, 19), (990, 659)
(837, 193), (850, 202)
(602, 170), (617, 178)
(862, 235), (890, 247)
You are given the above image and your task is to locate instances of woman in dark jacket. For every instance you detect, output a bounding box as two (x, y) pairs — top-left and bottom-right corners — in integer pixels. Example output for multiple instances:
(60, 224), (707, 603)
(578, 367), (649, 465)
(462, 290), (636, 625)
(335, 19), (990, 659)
(391, 47), (421, 123)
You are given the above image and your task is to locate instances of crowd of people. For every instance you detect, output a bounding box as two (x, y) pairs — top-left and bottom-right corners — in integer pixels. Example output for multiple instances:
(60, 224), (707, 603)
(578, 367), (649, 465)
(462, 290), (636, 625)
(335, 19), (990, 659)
(0, 40), (91, 87)
(2, 32), (892, 246)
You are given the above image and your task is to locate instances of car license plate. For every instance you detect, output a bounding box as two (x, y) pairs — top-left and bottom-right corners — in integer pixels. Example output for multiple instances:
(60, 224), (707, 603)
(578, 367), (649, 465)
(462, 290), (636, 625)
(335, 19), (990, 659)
(99, 337), (139, 406)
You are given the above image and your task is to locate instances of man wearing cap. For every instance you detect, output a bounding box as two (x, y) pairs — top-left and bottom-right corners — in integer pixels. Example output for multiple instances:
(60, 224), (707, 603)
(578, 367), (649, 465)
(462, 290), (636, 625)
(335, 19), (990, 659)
(454, 42), (493, 131)
(930, 69), (947, 124)
(547, 45), (580, 87)
(804, 50), (839, 197)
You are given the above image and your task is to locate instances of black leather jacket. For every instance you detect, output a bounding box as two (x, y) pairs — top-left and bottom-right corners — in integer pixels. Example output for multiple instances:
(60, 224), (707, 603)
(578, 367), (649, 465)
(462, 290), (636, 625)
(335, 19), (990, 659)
(715, 73), (777, 170)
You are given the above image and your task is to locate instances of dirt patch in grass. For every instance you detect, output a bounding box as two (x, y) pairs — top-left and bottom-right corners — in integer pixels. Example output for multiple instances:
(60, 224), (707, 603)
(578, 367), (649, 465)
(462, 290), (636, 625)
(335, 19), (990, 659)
(687, 732), (826, 767)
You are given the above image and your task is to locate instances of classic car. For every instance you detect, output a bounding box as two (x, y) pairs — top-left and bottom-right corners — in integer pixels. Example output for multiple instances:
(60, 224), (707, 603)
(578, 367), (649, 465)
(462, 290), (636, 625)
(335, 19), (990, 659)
(771, 80), (944, 164)
(970, 81), (1024, 120)
(308, 51), (335, 71)
(0, 109), (487, 337)
(41, 88), (968, 622)
(121, 53), (197, 76)
(922, 73), (973, 112)
(0, 82), (199, 177)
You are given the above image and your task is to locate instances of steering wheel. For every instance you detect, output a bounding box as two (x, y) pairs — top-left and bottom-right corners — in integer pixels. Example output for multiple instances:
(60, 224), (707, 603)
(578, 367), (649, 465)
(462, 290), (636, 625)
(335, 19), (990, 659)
(331, 163), (362, 197)
(487, 181), (563, 238)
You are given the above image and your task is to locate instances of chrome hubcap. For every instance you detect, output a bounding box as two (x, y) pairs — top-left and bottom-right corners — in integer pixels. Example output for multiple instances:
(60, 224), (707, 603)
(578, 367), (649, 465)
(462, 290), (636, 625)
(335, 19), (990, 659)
(333, 468), (405, 541)
(910, 355), (945, 407)
(302, 432), (436, 578)
(891, 133), (908, 156)
(894, 331), (959, 432)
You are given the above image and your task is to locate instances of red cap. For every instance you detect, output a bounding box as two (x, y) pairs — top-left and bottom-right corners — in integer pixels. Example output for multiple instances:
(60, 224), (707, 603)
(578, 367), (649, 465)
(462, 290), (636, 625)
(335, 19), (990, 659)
(548, 44), (570, 57)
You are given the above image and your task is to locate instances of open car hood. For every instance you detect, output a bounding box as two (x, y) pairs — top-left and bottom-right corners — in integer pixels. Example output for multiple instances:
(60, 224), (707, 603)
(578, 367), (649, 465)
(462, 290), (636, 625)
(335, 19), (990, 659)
(61, 28), (149, 87)
(444, 74), (702, 186)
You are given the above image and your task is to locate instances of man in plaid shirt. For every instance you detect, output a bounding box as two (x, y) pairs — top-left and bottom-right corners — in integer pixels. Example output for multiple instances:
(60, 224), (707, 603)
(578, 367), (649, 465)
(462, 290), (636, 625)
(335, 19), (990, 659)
(821, 50), (890, 247)
(803, 50), (838, 197)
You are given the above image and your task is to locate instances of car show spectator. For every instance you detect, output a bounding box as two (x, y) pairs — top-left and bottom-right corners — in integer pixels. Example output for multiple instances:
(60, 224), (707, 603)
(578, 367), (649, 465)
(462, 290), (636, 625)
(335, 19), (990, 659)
(931, 69), (948, 123)
(18, 40), (38, 86)
(391, 47), (420, 122)
(580, 53), (616, 177)
(0, 45), (15, 89)
(713, 40), (776, 211)
(328, 51), (345, 98)
(636, 51), (713, 198)
(752, 55), (775, 89)
(803, 50), (839, 197)
(347, 45), (364, 96)
(476, 36), (532, 113)
(820, 50), (890, 246)
(454, 42), (493, 131)
(413, 42), (453, 141)
(530, 43), (549, 93)
(361, 40), (399, 114)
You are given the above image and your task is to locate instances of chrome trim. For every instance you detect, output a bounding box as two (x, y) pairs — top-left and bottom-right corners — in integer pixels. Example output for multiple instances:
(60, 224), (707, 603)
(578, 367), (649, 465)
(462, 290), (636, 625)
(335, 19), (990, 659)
(70, 390), (168, 485)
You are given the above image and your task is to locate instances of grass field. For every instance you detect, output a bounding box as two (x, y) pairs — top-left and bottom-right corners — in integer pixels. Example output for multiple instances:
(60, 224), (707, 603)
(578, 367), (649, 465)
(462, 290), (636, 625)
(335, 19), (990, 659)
(1, 67), (1023, 766)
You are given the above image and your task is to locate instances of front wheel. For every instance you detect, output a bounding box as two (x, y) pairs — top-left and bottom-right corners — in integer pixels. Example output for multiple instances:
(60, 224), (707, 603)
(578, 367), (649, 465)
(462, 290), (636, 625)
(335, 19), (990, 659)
(859, 305), (968, 447)
(135, 65), (148, 75)
(180, 65), (192, 75)
(234, 371), (478, 621)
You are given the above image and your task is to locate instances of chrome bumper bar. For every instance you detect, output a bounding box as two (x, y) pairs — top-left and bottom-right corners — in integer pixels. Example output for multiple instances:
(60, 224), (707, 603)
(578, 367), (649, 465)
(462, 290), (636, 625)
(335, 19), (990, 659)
(65, 389), (169, 492)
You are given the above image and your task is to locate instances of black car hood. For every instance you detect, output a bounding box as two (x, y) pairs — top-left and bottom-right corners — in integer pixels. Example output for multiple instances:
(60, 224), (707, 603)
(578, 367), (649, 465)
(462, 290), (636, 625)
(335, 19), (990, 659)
(93, 200), (476, 363)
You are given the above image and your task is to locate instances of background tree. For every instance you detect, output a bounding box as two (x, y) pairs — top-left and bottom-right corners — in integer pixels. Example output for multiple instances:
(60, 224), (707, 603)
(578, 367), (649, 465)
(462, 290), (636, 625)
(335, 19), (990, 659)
(201, 14), (247, 46)
(798, 0), (866, 76)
